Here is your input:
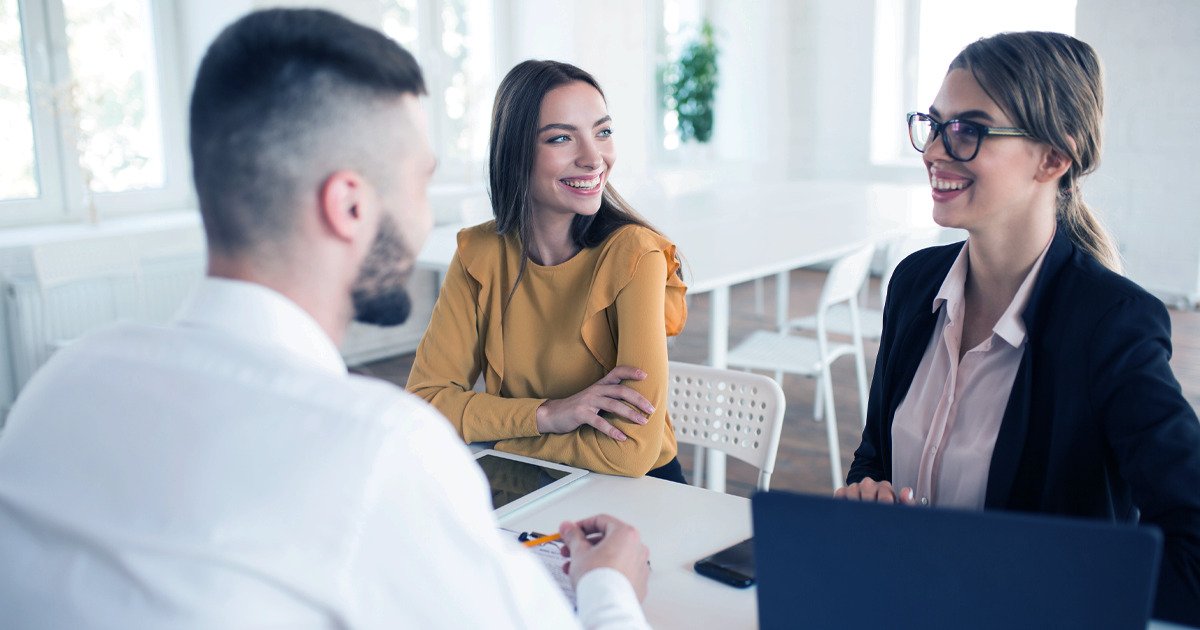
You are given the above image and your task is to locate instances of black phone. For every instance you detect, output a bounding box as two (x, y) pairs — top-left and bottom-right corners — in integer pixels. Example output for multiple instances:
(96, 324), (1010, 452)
(694, 537), (755, 588)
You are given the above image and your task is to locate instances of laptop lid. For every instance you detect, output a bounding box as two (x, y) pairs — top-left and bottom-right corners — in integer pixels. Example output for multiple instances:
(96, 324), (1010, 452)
(751, 491), (1162, 630)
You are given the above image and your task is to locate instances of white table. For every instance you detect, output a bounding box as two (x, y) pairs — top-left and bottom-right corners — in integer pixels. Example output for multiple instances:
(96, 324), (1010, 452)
(498, 473), (755, 629)
(418, 180), (937, 491)
(495, 471), (1184, 630)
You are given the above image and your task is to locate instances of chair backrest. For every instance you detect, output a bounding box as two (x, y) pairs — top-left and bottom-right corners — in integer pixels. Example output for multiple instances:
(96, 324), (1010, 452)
(668, 361), (786, 490)
(818, 242), (876, 307)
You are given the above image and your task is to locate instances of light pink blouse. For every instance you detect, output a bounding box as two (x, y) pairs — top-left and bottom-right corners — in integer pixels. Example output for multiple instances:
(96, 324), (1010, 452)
(891, 237), (1052, 510)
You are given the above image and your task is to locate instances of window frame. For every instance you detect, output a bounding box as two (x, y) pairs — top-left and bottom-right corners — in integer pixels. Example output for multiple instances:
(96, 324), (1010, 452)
(0, 0), (191, 228)
(385, 0), (496, 186)
(870, 0), (923, 168)
(869, 0), (1077, 168)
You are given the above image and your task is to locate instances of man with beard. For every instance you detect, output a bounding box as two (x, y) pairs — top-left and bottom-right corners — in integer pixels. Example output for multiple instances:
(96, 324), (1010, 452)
(0, 9), (650, 629)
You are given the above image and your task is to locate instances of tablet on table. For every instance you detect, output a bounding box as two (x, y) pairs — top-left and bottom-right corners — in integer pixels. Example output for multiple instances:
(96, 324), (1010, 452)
(473, 449), (588, 518)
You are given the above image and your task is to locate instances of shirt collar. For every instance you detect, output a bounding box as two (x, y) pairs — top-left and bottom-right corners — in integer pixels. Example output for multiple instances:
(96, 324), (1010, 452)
(173, 277), (347, 376)
(931, 242), (970, 316)
(931, 233), (1056, 349)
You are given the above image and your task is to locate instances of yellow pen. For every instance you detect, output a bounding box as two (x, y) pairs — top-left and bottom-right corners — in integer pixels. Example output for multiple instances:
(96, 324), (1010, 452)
(522, 532), (562, 547)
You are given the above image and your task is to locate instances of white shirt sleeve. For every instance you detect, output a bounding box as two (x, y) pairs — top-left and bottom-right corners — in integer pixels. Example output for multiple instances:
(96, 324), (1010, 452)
(346, 399), (649, 630)
(576, 568), (652, 630)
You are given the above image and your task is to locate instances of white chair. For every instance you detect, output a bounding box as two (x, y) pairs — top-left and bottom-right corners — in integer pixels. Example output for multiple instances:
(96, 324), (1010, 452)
(668, 361), (786, 491)
(724, 243), (876, 489)
(788, 231), (938, 340)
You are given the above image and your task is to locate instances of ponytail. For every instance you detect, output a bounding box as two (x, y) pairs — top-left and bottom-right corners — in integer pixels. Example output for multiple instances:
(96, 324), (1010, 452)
(1058, 190), (1122, 274)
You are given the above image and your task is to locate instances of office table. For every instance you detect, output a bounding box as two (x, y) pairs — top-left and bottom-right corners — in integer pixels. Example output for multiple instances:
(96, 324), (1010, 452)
(498, 473), (756, 630)
(494, 470), (1185, 630)
(418, 180), (937, 491)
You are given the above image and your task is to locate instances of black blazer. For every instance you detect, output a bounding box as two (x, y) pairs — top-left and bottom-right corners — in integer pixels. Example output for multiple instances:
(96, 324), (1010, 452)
(847, 229), (1200, 624)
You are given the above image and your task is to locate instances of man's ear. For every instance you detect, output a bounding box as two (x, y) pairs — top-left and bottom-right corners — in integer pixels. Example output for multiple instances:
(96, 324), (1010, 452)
(319, 170), (370, 242)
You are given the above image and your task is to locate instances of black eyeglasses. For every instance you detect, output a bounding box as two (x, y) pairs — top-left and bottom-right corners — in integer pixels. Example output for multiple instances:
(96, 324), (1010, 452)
(907, 112), (1030, 162)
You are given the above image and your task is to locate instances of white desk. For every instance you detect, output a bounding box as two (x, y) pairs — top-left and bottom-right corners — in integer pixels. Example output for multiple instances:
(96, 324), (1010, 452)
(496, 472), (1184, 630)
(498, 473), (756, 630)
(418, 180), (937, 491)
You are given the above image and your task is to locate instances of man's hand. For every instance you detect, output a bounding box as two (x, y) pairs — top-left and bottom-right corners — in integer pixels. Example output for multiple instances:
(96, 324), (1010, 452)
(558, 514), (650, 602)
(834, 478), (918, 505)
(536, 366), (654, 442)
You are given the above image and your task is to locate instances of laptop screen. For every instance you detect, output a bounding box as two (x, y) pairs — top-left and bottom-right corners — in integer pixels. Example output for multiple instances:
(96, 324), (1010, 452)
(751, 491), (1162, 630)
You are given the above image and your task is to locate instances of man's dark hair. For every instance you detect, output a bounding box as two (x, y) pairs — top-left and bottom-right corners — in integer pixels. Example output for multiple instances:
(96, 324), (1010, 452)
(189, 8), (426, 254)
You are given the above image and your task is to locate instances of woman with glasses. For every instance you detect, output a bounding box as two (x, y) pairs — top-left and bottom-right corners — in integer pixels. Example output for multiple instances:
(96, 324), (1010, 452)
(836, 32), (1200, 623)
(407, 60), (689, 481)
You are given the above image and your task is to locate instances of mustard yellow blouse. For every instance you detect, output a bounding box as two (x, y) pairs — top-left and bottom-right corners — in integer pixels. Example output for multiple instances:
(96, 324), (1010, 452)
(407, 220), (687, 476)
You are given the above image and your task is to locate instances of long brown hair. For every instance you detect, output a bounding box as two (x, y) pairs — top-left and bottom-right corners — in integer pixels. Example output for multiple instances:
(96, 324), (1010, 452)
(951, 31), (1122, 273)
(488, 59), (664, 306)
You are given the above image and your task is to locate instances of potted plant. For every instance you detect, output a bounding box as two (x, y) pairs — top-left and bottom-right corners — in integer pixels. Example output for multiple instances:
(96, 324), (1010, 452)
(663, 19), (719, 145)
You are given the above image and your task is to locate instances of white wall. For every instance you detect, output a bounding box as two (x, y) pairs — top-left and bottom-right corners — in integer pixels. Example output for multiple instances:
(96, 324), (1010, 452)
(1078, 0), (1200, 305)
(62, 0), (1200, 305)
(500, 0), (656, 177)
(707, 1), (791, 177)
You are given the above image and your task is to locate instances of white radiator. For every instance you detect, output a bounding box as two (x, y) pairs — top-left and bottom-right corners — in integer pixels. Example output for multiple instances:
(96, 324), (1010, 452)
(3, 246), (207, 393)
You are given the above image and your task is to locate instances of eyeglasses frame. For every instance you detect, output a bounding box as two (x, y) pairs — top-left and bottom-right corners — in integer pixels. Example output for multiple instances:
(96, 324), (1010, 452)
(906, 111), (1031, 162)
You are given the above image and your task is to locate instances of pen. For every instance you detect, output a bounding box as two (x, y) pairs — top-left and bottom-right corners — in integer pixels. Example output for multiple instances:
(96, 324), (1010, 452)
(519, 530), (604, 547)
(522, 532), (562, 547)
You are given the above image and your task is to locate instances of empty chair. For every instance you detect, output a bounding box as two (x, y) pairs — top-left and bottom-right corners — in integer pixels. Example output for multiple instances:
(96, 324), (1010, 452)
(788, 230), (939, 340)
(668, 361), (786, 491)
(725, 243), (876, 489)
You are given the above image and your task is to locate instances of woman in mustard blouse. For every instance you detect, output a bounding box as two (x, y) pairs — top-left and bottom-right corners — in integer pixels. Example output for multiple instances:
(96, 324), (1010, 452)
(407, 60), (688, 481)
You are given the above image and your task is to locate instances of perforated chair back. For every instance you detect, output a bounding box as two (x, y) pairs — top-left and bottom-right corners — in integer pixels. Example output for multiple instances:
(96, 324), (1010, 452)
(818, 243), (877, 308)
(669, 361), (787, 491)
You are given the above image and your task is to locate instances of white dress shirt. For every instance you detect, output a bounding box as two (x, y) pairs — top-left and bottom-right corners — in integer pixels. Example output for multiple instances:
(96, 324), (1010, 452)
(0, 278), (647, 629)
(892, 238), (1052, 509)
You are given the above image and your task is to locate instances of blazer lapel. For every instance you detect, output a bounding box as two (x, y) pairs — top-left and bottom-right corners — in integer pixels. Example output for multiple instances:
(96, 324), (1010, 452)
(878, 248), (953, 475)
(984, 229), (1075, 508)
(889, 306), (939, 418)
(986, 349), (1033, 508)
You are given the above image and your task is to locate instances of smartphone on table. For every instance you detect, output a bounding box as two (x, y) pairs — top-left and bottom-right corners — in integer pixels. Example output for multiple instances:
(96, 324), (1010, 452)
(694, 537), (755, 588)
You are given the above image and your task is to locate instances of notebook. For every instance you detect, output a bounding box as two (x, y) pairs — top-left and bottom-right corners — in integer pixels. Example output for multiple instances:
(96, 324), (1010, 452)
(752, 491), (1162, 630)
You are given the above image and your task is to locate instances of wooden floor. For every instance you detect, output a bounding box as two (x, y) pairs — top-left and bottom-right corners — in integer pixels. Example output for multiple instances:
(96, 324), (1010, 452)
(358, 270), (1200, 500)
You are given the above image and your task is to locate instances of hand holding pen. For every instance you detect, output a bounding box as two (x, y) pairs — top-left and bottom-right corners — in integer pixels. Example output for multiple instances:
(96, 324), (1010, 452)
(555, 514), (650, 602)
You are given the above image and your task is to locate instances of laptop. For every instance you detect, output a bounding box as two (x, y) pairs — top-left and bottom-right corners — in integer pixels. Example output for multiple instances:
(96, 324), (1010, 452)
(751, 491), (1162, 630)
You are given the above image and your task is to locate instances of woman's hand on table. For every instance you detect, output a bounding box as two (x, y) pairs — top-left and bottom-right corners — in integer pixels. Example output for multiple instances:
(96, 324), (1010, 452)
(535, 366), (654, 441)
(834, 478), (918, 505)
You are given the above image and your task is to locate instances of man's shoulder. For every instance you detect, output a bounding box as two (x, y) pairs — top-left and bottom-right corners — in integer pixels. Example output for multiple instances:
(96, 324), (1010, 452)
(28, 321), (449, 434)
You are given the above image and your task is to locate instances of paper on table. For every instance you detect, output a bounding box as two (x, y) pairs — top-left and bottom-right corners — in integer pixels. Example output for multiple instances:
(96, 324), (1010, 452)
(501, 528), (576, 607)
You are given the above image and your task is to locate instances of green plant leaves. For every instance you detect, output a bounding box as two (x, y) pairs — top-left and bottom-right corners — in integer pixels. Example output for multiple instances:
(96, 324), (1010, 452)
(663, 20), (719, 144)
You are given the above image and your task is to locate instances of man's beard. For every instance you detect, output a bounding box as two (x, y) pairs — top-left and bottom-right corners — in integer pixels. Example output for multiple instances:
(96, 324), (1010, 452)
(351, 213), (413, 327)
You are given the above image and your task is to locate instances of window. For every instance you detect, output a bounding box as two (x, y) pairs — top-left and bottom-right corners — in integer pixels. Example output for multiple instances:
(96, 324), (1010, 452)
(0, 0), (187, 227)
(381, 0), (495, 184)
(658, 0), (705, 153)
(870, 0), (1077, 166)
